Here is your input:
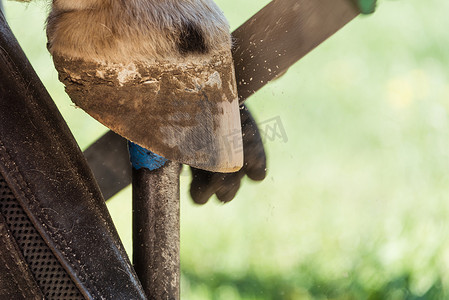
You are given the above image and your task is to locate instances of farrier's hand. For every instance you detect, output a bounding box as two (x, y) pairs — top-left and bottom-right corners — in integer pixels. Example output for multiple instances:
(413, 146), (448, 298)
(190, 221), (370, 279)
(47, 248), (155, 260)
(189, 105), (266, 204)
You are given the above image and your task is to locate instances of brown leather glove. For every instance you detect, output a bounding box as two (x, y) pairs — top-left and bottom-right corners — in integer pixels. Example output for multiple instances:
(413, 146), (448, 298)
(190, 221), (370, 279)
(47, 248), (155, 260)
(190, 104), (266, 204)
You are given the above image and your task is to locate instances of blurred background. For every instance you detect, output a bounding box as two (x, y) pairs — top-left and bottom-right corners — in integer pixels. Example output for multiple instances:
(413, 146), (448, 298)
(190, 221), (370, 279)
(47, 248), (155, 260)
(3, 0), (449, 298)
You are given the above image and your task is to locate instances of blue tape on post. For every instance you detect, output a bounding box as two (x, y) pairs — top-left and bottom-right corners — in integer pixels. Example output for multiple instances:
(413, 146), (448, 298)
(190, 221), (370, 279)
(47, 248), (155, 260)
(128, 141), (168, 171)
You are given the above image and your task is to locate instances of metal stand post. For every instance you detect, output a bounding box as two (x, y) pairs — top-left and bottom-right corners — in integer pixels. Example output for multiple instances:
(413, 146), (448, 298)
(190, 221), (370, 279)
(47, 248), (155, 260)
(132, 160), (182, 300)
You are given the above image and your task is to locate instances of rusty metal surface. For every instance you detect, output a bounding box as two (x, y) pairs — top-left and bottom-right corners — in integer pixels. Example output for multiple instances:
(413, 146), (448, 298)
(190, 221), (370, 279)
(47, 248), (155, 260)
(132, 161), (182, 299)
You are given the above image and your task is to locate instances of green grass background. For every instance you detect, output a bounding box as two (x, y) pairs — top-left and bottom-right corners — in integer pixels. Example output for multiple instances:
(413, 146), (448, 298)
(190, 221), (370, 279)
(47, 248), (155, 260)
(4, 0), (449, 298)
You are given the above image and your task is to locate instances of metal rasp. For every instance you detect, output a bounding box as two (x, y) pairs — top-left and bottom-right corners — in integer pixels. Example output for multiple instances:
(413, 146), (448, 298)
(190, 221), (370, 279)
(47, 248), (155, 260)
(84, 0), (364, 200)
(233, 0), (359, 102)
